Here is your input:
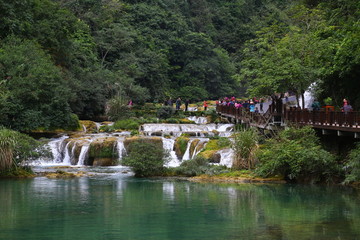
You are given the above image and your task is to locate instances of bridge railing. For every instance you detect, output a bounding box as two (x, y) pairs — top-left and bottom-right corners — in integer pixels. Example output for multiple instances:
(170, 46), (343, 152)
(284, 107), (360, 129)
(216, 104), (360, 130)
(216, 104), (271, 126)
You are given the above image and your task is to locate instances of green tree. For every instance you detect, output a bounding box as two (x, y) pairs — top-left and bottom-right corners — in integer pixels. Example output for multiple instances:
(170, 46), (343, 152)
(0, 37), (76, 131)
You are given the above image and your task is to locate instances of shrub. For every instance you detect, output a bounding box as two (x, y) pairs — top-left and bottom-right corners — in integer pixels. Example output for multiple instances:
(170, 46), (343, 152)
(344, 142), (360, 184)
(175, 156), (228, 176)
(255, 126), (340, 183)
(157, 106), (175, 119)
(113, 119), (139, 130)
(175, 156), (210, 176)
(122, 140), (169, 177)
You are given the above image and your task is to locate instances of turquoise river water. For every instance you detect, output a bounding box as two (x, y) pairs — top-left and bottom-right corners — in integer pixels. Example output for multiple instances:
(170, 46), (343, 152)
(1, 167), (360, 240)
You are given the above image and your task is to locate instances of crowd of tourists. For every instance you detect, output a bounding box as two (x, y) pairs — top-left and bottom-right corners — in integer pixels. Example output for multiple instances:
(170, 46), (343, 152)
(216, 96), (265, 113)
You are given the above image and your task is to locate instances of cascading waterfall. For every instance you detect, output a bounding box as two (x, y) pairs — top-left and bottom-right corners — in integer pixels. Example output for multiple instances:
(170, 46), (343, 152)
(35, 120), (235, 167)
(62, 142), (73, 165)
(187, 116), (208, 124)
(192, 139), (208, 159)
(48, 136), (68, 163)
(77, 141), (92, 166)
(217, 148), (234, 168)
(182, 139), (195, 161)
(116, 139), (126, 161)
(162, 138), (180, 167)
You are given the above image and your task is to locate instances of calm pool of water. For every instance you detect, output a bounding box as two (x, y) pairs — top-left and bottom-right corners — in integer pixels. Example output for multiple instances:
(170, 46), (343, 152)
(1, 169), (360, 240)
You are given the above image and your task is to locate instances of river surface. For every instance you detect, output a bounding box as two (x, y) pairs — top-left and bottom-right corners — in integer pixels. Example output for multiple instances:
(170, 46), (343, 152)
(1, 167), (360, 240)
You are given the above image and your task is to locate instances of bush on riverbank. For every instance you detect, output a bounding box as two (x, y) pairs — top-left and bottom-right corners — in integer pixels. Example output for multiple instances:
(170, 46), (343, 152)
(173, 156), (228, 177)
(255, 126), (341, 183)
(0, 128), (48, 177)
(344, 142), (360, 184)
(122, 140), (169, 177)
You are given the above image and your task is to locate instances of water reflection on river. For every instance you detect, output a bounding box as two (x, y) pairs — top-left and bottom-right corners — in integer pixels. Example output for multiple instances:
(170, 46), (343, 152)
(1, 168), (360, 240)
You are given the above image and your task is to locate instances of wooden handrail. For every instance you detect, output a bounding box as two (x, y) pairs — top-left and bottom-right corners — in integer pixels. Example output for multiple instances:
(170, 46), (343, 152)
(216, 104), (360, 131)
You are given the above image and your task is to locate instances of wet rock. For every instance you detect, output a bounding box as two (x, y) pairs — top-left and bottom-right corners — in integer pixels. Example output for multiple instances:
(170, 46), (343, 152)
(209, 153), (221, 163)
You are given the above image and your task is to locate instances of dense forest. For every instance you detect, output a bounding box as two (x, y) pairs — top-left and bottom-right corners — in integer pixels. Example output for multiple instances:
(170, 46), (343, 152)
(0, 0), (359, 131)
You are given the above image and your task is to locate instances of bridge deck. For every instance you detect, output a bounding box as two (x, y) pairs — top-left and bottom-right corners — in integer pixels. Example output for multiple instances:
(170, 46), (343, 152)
(216, 105), (360, 136)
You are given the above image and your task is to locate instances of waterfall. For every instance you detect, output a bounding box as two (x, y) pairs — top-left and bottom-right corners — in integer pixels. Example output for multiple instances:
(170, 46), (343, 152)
(48, 136), (68, 163)
(62, 142), (74, 165)
(187, 116), (208, 124)
(162, 138), (180, 167)
(217, 148), (234, 168)
(77, 142), (91, 166)
(192, 139), (208, 159)
(117, 139), (126, 161)
(182, 139), (195, 161)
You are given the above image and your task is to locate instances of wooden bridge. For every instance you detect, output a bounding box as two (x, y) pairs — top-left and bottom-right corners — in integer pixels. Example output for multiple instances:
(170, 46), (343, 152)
(216, 104), (360, 138)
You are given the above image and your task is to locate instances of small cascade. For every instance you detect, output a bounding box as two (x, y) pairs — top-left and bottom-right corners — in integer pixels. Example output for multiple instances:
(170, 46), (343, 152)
(182, 139), (195, 161)
(48, 136), (68, 163)
(162, 138), (180, 167)
(217, 148), (234, 168)
(62, 142), (72, 165)
(116, 139), (126, 161)
(77, 140), (92, 166)
(95, 122), (102, 131)
(187, 116), (208, 124)
(192, 139), (208, 159)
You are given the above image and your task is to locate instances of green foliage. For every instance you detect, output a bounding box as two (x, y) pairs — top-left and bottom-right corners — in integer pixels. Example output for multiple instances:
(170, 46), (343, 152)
(178, 86), (209, 102)
(107, 96), (134, 121)
(175, 156), (228, 177)
(344, 143), (360, 183)
(122, 140), (169, 177)
(0, 37), (75, 131)
(175, 156), (210, 177)
(157, 106), (175, 119)
(232, 128), (259, 170)
(0, 128), (47, 172)
(113, 119), (140, 131)
(255, 126), (340, 183)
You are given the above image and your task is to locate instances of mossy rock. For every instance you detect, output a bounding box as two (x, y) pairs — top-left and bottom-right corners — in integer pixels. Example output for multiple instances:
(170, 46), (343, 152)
(79, 120), (98, 133)
(151, 131), (163, 136)
(183, 132), (197, 137)
(93, 158), (114, 166)
(46, 170), (85, 178)
(174, 136), (190, 159)
(87, 137), (118, 165)
(124, 136), (163, 152)
(209, 152), (221, 163)
(179, 118), (195, 124)
(198, 150), (217, 160)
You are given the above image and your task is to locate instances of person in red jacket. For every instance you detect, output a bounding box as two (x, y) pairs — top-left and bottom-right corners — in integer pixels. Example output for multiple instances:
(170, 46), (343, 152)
(203, 100), (208, 111)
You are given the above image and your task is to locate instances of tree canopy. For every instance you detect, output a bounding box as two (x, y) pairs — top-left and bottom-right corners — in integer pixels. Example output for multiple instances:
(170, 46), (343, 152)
(0, 0), (359, 130)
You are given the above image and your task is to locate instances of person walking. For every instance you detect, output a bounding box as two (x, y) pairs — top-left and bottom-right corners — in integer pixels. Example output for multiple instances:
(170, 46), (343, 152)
(175, 98), (182, 110)
(203, 100), (208, 111)
(185, 99), (189, 111)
